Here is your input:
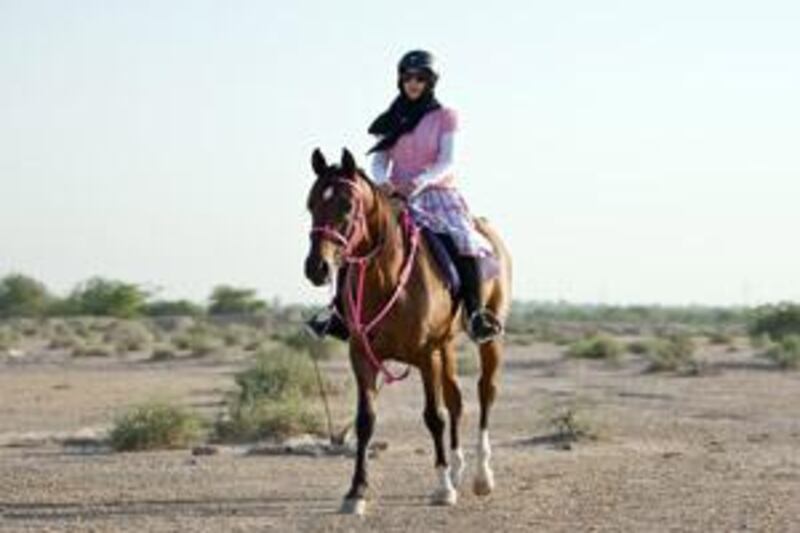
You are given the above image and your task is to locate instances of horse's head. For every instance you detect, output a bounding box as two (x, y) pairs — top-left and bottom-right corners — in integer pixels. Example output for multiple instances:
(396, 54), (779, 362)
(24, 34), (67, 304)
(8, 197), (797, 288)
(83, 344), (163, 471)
(305, 148), (373, 286)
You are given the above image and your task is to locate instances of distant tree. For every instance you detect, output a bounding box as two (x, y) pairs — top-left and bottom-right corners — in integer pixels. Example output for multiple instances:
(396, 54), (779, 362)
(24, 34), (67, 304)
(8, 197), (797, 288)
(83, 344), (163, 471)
(208, 285), (266, 316)
(69, 277), (148, 318)
(0, 273), (51, 317)
(749, 303), (800, 341)
(144, 299), (204, 317)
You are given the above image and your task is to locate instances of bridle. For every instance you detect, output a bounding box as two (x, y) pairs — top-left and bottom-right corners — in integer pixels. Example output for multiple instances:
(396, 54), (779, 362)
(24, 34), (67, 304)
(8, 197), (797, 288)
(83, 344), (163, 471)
(309, 177), (382, 262)
(308, 174), (418, 384)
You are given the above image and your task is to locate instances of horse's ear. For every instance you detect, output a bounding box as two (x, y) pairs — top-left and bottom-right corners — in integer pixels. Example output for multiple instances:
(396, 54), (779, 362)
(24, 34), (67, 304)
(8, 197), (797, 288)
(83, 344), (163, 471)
(341, 148), (357, 178)
(311, 148), (327, 177)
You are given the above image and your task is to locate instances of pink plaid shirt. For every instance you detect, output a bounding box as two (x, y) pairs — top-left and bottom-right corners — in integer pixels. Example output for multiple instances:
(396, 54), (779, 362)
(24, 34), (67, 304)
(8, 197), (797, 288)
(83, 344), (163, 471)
(376, 108), (493, 257)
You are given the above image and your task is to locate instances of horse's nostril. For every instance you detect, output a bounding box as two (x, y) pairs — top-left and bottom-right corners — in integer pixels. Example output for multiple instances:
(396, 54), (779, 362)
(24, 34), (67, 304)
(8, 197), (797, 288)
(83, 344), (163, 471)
(305, 256), (331, 285)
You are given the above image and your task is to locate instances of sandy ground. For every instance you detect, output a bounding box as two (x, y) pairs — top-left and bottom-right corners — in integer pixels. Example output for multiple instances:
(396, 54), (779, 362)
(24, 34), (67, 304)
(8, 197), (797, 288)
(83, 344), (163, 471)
(1, 341), (799, 532)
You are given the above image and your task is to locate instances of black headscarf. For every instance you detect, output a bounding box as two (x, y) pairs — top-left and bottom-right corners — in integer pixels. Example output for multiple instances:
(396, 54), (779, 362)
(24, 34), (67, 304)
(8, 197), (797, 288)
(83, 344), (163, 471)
(367, 88), (441, 154)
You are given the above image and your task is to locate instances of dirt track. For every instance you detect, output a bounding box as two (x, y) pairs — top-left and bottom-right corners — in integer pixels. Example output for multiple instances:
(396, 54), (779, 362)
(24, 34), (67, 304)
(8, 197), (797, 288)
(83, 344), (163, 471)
(1, 341), (799, 532)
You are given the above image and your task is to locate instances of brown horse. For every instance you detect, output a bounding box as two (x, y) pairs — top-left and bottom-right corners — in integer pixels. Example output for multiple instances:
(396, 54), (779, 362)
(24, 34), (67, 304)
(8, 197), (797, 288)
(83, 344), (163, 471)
(304, 148), (512, 515)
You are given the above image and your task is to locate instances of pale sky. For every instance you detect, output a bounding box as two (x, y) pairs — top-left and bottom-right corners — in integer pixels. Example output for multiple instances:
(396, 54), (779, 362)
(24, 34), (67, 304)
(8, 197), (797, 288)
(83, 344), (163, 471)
(2, 1), (799, 306)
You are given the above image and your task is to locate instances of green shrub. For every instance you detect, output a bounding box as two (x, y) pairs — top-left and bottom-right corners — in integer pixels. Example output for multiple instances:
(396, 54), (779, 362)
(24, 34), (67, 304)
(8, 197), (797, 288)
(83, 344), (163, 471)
(214, 392), (322, 442)
(760, 335), (800, 370)
(0, 274), (52, 318)
(566, 334), (623, 360)
(67, 277), (149, 318)
(208, 285), (266, 316)
(214, 347), (324, 442)
(749, 303), (800, 341)
(144, 299), (204, 317)
(642, 335), (697, 373)
(173, 323), (222, 356)
(235, 348), (318, 404)
(110, 401), (203, 451)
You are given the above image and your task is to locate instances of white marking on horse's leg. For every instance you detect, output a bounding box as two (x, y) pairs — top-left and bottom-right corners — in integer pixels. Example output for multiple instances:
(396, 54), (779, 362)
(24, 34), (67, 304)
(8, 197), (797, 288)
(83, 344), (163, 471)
(473, 429), (495, 496)
(340, 497), (367, 516)
(450, 447), (465, 488)
(431, 465), (458, 506)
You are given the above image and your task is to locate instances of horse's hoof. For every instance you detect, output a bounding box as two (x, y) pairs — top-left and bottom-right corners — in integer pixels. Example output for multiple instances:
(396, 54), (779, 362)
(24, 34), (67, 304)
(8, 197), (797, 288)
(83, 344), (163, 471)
(431, 488), (458, 506)
(340, 497), (367, 516)
(473, 471), (495, 496)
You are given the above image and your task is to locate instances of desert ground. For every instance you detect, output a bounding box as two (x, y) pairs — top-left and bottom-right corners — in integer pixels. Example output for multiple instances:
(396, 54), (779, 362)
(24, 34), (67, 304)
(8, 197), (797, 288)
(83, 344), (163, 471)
(1, 331), (799, 532)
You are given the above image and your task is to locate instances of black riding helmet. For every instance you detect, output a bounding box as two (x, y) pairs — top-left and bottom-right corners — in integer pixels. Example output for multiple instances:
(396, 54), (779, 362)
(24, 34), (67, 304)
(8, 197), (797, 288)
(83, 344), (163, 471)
(397, 49), (439, 89)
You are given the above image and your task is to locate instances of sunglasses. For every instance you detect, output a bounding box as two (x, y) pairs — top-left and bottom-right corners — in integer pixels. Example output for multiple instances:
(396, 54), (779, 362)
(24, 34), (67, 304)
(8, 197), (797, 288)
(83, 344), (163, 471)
(401, 71), (430, 83)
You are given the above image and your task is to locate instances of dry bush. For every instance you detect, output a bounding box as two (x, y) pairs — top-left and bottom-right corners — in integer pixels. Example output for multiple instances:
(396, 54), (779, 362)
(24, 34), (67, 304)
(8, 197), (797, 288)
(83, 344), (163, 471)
(642, 334), (699, 373)
(539, 400), (599, 450)
(566, 334), (623, 361)
(110, 401), (203, 451)
(72, 343), (114, 357)
(102, 320), (154, 354)
(0, 325), (21, 351)
(172, 323), (223, 357)
(706, 329), (734, 345)
(149, 345), (178, 362)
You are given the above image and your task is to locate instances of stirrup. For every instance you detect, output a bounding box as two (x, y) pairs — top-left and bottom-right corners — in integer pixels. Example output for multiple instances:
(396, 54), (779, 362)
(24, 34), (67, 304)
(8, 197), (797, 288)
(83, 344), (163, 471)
(466, 309), (503, 345)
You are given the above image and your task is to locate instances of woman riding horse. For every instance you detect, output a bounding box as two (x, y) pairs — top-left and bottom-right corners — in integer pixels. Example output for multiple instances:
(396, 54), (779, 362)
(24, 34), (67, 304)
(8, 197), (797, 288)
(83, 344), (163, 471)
(308, 49), (503, 344)
(304, 50), (511, 514)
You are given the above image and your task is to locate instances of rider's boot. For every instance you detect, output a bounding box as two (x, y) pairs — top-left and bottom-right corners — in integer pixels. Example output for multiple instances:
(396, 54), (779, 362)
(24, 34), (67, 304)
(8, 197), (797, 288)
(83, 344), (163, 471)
(456, 254), (503, 344)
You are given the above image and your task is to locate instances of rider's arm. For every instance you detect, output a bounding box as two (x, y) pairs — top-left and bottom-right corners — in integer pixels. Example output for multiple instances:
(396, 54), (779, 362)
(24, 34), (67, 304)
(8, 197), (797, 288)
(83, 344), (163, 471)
(370, 150), (390, 184)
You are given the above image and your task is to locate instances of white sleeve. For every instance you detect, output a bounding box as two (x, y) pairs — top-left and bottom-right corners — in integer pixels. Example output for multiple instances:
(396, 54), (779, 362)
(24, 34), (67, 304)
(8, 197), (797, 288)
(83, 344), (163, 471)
(370, 150), (390, 184)
(410, 132), (455, 197)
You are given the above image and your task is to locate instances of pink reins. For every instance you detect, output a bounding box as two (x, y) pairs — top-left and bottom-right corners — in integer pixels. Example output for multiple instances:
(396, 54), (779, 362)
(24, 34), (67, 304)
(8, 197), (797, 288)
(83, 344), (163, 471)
(309, 179), (419, 384)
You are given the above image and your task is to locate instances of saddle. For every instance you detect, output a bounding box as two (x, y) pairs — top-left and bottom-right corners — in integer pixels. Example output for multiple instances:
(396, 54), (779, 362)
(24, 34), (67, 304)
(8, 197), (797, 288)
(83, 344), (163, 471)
(421, 227), (462, 301)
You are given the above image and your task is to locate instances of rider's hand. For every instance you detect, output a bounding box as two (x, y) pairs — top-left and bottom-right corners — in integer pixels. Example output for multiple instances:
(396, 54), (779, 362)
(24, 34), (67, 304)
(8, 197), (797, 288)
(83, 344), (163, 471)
(380, 182), (408, 201)
(378, 182), (395, 196)
(393, 179), (418, 199)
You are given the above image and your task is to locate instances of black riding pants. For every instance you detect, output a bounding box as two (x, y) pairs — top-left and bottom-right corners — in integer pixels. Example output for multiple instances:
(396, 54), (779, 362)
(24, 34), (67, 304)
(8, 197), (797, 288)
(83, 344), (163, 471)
(435, 232), (481, 316)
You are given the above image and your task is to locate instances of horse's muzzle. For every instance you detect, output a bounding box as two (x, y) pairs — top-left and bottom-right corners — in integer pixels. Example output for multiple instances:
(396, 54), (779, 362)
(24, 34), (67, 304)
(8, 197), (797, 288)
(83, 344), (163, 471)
(305, 254), (332, 287)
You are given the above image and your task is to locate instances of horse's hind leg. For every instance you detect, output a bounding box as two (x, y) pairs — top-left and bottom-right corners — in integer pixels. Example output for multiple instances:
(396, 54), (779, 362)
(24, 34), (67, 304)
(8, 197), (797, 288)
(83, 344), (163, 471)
(442, 342), (465, 488)
(421, 350), (458, 506)
(474, 338), (502, 496)
(341, 353), (377, 515)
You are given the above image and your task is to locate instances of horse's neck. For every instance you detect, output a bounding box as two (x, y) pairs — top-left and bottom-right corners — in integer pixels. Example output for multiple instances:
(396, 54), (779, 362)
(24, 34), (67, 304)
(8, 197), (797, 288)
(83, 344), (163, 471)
(360, 190), (406, 290)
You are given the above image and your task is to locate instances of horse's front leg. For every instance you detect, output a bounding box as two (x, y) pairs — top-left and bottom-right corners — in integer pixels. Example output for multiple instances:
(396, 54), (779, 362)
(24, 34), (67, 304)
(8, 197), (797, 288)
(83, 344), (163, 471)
(341, 351), (377, 515)
(421, 349), (458, 506)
